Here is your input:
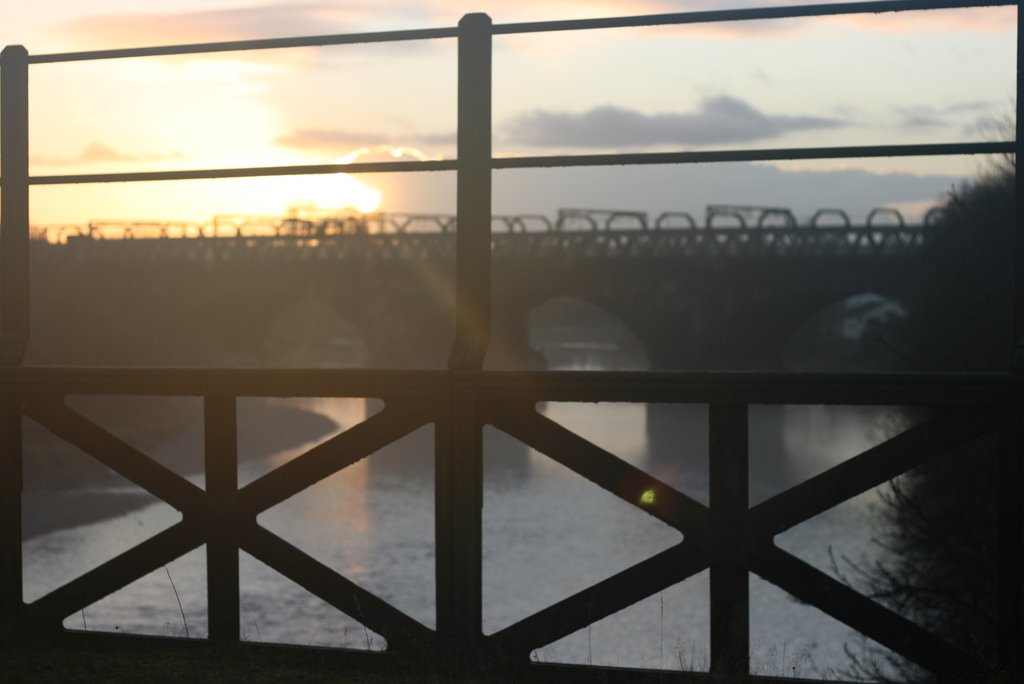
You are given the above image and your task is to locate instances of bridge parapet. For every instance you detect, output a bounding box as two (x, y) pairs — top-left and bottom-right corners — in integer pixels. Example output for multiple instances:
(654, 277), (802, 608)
(33, 223), (931, 263)
(28, 205), (922, 244)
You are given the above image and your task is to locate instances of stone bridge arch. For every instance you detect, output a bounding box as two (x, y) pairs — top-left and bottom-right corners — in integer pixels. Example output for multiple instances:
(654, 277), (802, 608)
(524, 295), (650, 370)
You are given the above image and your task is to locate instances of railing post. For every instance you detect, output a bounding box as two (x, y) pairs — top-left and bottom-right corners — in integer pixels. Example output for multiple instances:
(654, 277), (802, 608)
(1, 45), (30, 365)
(448, 13), (492, 371)
(1014, 0), (1024, 360)
(0, 389), (21, 629)
(435, 378), (484, 673)
(205, 395), (239, 644)
(0, 44), (29, 632)
(998, 394), (1023, 679)
(709, 403), (749, 676)
(1003, 3), (1024, 679)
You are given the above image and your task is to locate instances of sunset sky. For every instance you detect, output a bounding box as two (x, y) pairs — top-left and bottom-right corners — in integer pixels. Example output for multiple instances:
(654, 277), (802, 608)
(0, 0), (1016, 226)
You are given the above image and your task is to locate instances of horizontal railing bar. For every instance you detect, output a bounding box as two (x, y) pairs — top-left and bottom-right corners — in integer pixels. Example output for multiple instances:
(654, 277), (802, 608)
(8, 142), (1008, 188)
(455, 370), (1019, 405)
(28, 27), (458, 64)
(18, 159), (457, 187)
(0, 367), (449, 397)
(24, 0), (1009, 65)
(0, 368), (1017, 404)
(492, 142), (1013, 170)
(494, 0), (1012, 34)
(524, 661), (864, 684)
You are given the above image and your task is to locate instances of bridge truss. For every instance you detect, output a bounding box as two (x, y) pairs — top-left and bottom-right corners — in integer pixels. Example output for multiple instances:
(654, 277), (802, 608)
(1, 1), (1022, 682)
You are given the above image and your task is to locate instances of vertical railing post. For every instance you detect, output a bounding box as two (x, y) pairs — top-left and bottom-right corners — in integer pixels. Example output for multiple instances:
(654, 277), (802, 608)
(0, 390), (22, 628)
(205, 395), (239, 645)
(448, 13), (492, 371)
(1002, 3), (1024, 678)
(435, 381), (484, 673)
(1, 45), (30, 365)
(0, 45), (29, 630)
(709, 403), (749, 676)
(998, 394), (1022, 679)
(1014, 0), (1024, 360)
(436, 12), (491, 674)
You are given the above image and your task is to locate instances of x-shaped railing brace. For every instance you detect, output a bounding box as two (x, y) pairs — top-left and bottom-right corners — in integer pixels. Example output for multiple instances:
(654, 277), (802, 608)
(21, 396), (435, 650)
(484, 401), (994, 679)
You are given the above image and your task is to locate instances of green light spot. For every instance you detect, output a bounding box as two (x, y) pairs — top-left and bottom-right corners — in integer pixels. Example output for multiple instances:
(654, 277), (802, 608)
(640, 488), (655, 505)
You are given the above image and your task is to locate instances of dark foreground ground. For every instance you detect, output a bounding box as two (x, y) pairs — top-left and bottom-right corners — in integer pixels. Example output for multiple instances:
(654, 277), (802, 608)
(0, 633), (803, 684)
(1, 636), (433, 684)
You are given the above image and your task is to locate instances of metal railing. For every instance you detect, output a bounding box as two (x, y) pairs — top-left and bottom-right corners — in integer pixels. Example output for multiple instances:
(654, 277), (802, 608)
(1, 1), (1022, 681)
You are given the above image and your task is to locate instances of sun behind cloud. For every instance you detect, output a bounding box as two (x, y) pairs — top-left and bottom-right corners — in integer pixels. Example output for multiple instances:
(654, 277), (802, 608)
(276, 171), (382, 215)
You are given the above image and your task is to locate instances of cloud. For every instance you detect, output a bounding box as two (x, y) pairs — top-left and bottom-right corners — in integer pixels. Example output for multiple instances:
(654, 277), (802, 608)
(31, 143), (183, 167)
(894, 106), (945, 129)
(894, 101), (1003, 131)
(55, 0), (1015, 52)
(59, 3), (396, 48)
(504, 97), (847, 148)
(636, 1), (1015, 38)
(275, 128), (455, 152)
(382, 157), (964, 223)
(962, 114), (1010, 139)
(453, 1), (1012, 41)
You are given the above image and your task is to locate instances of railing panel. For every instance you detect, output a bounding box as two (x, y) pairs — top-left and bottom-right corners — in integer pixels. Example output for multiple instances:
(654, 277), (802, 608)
(0, 370), (1015, 681)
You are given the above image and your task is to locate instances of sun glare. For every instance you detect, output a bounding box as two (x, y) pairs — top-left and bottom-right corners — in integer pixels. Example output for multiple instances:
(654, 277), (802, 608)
(278, 171), (382, 214)
(336, 173), (383, 213)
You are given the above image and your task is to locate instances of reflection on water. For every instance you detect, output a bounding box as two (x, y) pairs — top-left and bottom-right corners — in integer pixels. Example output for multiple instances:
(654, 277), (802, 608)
(21, 344), (908, 676)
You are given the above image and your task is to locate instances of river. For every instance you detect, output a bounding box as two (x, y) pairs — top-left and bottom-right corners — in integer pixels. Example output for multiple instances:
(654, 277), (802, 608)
(20, 351), (913, 679)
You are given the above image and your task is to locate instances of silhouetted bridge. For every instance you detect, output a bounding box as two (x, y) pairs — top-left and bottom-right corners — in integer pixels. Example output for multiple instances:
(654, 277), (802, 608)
(36, 204), (930, 262)
(28, 207), (932, 369)
(2, 3), (1021, 684)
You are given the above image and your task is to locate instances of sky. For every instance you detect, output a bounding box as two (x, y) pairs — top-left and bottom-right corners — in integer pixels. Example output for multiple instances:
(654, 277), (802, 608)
(0, 0), (1017, 227)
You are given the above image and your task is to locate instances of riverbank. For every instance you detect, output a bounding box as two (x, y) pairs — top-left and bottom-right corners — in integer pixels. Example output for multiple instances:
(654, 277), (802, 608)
(21, 396), (340, 540)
